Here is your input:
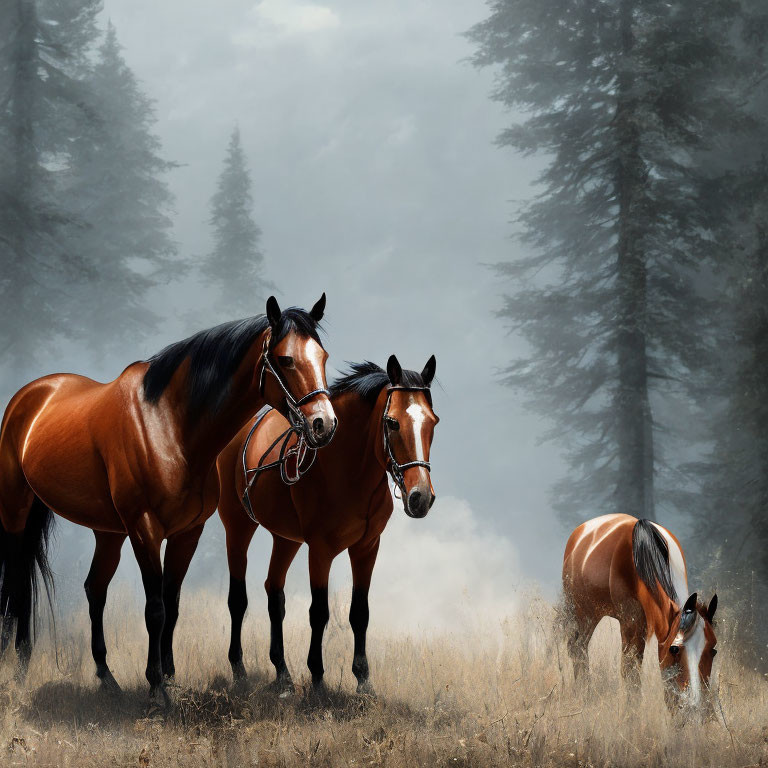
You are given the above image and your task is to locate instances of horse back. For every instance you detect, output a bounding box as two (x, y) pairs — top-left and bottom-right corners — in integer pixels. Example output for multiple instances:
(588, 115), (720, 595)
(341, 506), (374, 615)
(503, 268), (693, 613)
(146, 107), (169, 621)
(563, 514), (639, 613)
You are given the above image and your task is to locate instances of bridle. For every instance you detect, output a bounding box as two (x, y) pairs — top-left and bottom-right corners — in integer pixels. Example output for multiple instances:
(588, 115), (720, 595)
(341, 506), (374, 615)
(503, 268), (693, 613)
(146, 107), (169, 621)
(383, 385), (433, 500)
(240, 332), (331, 523)
(257, 332), (330, 431)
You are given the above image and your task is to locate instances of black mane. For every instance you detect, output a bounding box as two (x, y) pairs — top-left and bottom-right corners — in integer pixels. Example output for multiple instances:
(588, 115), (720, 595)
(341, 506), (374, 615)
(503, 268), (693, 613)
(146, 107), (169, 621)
(330, 361), (430, 403)
(632, 518), (678, 603)
(142, 309), (322, 418)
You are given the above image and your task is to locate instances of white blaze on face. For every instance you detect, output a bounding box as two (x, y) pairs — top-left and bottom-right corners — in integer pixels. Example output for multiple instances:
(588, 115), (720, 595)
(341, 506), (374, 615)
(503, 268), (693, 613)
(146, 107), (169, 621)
(405, 401), (427, 462)
(682, 617), (707, 706)
(301, 338), (327, 391)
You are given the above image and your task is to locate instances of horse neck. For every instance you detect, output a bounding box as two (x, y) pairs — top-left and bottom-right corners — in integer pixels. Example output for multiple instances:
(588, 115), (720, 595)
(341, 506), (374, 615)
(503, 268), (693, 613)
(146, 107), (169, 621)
(644, 591), (680, 646)
(330, 389), (389, 491)
(179, 331), (268, 471)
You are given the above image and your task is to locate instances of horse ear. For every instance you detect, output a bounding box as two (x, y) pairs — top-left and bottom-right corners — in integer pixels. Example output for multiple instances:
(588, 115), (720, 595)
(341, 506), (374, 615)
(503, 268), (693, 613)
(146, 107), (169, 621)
(266, 296), (282, 327)
(310, 292), (326, 322)
(421, 355), (436, 386)
(679, 592), (698, 633)
(706, 593), (718, 623)
(387, 355), (403, 386)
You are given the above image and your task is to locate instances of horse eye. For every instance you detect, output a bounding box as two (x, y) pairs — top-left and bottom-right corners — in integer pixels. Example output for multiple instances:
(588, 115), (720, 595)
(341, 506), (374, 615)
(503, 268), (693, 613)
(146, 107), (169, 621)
(385, 416), (400, 431)
(669, 646), (680, 656)
(711, 649), (717, 657)
(278, 355), (295, 369)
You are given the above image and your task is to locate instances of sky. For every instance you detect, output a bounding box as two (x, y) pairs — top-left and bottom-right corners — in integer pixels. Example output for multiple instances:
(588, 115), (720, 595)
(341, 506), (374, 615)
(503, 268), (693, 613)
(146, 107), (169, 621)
(45, 0), (568, 622)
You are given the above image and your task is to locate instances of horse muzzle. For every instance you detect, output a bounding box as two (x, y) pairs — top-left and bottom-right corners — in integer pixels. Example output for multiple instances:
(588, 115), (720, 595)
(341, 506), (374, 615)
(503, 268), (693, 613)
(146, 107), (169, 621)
(299, 397), (337, 449)
(404, 485), (436, 518)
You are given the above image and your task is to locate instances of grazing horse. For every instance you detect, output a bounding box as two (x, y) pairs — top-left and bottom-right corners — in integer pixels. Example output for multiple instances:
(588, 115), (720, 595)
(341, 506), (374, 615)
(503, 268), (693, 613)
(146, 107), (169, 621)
(563, 514), (718, 706)
(216, 354), (438, 695)
(0, 295), (336, 702)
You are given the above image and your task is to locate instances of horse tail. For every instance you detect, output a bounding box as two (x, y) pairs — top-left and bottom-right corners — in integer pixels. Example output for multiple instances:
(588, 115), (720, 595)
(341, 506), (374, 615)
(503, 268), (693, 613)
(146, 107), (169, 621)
(631, 518), (676, 601)
(0, 495), (56, 643)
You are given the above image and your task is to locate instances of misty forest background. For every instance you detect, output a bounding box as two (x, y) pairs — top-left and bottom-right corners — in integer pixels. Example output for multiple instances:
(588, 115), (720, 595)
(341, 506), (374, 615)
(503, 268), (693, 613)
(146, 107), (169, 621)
(2, 0), (768, 667)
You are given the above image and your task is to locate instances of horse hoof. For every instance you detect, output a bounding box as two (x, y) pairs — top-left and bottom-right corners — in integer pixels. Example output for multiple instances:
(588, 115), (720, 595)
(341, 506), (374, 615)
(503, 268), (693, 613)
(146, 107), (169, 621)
(99, 672), (123, 696)
(147, 684), (171, 715)
(356, 680), (376, 698)
(277, 674), (295, 699)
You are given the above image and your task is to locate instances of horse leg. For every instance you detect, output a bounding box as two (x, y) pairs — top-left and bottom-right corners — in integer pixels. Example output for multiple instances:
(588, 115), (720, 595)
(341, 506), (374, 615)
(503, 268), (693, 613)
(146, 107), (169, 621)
(161, 525), (204, 682)
(348, 537), (380, 696)
(264, 534), (301, 694)
(307, 546), (332, 691)
(566, 609), (597, 683)
(225, 520), (258, 681)
(84, 530), (126, 693)
(126, 511), (167, 704)
(619, 615), (646, 690)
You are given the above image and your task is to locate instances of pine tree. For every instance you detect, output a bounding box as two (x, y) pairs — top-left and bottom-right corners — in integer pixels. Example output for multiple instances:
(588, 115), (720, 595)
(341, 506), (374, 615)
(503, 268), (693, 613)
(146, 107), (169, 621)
(64, 22), (177, 347)
(468, 0), (739, 524)
(203, 127), (268, 315)
(690, 0), (768, 665)
(0, 0), (100, 386)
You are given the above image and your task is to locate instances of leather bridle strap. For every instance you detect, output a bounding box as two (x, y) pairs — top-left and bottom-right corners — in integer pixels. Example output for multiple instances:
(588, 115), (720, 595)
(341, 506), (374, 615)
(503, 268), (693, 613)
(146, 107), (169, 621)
(383, 385), (432, 499)
(240, 405), (318, 523)
(257, 332), (331, 428)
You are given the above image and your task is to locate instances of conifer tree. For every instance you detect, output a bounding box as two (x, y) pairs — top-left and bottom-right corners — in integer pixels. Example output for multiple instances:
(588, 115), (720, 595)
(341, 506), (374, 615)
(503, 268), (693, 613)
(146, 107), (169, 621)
(468, 0), (740, 524)
(202, 127), (268, 315)
(0, 0), (99, 385)
(65, 22), (177, 346)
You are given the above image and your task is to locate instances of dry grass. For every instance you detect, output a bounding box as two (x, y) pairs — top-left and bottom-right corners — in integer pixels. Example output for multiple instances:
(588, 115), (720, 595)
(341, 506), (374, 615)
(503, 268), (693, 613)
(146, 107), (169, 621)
(0, 588), (766, 767)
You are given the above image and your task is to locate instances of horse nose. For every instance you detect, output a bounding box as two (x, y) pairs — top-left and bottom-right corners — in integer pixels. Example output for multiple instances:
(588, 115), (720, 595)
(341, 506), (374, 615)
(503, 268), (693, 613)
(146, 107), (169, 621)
(407, 489), (429, 518)
(310, 415), (336, 447)
(428, 492), (436, 510)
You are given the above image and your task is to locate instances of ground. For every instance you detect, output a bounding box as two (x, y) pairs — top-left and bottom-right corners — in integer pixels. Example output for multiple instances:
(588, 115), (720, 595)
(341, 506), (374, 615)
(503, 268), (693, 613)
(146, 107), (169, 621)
(0, 589), (766, 767)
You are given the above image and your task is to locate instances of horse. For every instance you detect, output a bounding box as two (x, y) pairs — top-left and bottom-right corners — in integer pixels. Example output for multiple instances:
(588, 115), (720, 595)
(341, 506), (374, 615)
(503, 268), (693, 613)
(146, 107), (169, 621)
(0, 295), (337, 703)
(562, 513), (718, 707)
(216, 354), (438, 695)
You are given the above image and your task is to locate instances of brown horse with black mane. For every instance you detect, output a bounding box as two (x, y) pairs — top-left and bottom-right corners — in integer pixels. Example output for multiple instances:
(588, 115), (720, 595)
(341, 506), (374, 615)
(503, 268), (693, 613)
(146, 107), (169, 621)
(216, 354), (438, 695)
(0, 295), (336, 703)
(563, 514), (718, 707)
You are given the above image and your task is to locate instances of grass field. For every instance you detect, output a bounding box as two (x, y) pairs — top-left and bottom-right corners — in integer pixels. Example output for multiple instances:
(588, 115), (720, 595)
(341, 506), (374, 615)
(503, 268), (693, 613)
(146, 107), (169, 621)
(0, 588), (766, 767)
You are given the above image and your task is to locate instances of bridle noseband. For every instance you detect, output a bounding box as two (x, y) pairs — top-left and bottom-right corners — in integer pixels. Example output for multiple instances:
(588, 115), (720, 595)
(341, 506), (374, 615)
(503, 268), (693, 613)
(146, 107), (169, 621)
(383, 385), (433, 500)
(240, 333), (331, 523)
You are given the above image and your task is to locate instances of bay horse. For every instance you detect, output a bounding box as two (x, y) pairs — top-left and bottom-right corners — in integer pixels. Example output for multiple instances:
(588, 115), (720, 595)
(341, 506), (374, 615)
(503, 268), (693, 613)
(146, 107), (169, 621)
(0, 295), (336, 703)
(216, 354), (438, 695)
(563, 514), (718, 707)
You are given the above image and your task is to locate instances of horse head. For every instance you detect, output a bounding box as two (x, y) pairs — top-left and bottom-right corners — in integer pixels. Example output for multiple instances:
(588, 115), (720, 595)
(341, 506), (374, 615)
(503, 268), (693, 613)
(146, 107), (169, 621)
(659, 592), (718, 707)
(262, 294), (337, 448)
(383, 354), (439, 518)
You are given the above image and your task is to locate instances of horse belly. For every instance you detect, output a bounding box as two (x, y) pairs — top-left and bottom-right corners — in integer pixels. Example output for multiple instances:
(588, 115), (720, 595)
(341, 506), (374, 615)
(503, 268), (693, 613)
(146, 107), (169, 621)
(22, 429), (125, 533)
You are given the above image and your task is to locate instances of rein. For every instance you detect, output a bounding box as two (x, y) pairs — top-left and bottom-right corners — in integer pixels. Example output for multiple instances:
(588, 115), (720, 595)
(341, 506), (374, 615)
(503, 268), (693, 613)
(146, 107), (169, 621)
(383, 385), (432, 499)
(240, 332), (330, 523)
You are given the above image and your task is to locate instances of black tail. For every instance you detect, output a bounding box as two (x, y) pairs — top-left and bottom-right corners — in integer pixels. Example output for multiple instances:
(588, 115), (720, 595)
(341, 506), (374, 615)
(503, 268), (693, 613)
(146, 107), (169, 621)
(631, 518), (676, 601)
(0, 496), (56, 649)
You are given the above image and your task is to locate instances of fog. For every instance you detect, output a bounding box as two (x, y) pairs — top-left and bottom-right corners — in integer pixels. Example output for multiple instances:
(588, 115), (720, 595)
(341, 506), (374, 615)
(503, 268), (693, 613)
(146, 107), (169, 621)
(3, 0), (563, 621)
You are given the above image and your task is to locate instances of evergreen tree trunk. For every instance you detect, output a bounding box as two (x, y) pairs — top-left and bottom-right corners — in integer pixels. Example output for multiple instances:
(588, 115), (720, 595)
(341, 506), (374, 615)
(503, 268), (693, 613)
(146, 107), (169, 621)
(614, 0), (654, 520)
